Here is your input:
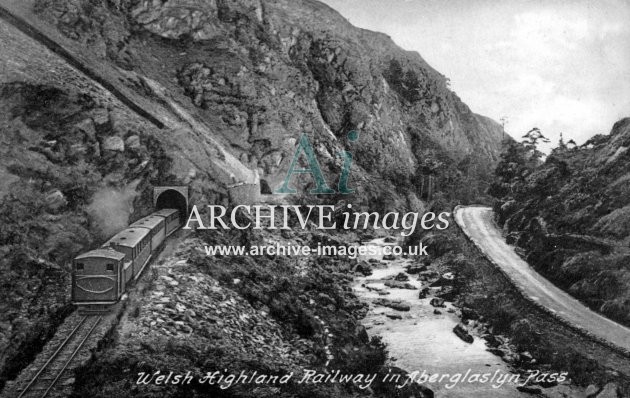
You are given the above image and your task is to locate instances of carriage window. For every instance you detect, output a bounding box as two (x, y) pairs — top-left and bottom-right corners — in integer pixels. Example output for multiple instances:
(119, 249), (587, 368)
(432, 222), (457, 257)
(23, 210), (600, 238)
(76, 263), (84, 271)
(106, 263), (114, 272)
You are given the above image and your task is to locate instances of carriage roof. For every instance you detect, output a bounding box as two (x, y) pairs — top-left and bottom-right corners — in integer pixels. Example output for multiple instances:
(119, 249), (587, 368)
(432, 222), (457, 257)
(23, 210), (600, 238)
(75, 248), (126, 261)
(104, 227), (150, 248)
(130, 215), (165, 230)
(152, 208), (178, 218)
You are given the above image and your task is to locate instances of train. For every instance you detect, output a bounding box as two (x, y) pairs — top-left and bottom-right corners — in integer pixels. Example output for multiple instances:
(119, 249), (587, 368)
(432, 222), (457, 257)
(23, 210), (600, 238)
(71, 208), (181, 313)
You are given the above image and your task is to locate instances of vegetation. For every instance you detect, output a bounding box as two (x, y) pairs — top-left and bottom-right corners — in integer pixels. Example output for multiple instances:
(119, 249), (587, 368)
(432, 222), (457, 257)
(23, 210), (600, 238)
(489, 119), (630, 326)
(384, 59), (429, 103)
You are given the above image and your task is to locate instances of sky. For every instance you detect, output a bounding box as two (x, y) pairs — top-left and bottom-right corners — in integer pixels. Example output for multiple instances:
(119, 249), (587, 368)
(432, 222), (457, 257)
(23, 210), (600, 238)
(321, 0), (630, 151)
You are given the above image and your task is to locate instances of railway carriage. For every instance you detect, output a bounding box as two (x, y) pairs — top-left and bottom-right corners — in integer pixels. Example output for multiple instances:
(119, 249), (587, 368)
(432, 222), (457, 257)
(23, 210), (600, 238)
(72, 249), (126, 310)
(153, 208), (180, 237)
(103, 227), (152, 281)
(131, 214), (166, 250)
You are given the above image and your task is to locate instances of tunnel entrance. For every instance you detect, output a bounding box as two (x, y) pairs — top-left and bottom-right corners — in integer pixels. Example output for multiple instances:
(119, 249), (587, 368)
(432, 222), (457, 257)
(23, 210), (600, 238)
(153, 186), (189, 221)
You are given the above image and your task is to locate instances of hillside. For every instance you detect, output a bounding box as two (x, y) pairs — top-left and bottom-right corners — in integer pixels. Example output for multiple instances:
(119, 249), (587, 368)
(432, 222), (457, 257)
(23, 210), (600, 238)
(31, 0), (504, 206)
(491, 118), (630, 327)
(0, 0), (505, 395)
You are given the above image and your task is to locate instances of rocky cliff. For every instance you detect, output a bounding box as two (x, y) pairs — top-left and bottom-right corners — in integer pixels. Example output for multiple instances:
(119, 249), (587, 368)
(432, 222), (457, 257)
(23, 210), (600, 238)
(32, 0), (503, 206)
(0, 0), (505, 393)
(492, 118), (630, 327)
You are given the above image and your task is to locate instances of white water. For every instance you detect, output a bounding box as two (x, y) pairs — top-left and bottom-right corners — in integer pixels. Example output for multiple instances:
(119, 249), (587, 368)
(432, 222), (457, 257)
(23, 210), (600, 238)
(354, 239), (528, 397)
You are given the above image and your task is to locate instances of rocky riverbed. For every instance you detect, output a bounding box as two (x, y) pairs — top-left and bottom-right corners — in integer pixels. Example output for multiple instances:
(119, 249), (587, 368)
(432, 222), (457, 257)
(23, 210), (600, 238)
(352, 238), (599, 398)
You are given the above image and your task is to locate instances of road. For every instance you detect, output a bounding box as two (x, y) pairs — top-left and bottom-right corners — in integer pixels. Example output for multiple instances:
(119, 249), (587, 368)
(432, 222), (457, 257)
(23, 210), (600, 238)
(455, 206), (630, 354)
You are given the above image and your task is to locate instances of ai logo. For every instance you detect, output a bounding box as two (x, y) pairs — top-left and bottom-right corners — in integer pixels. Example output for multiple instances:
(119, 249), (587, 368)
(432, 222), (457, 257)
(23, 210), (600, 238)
(275, 130), (359, 195)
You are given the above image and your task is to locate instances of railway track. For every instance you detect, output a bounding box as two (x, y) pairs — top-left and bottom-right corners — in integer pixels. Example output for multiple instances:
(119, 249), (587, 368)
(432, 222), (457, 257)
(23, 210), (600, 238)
(14, 315), (102, 398)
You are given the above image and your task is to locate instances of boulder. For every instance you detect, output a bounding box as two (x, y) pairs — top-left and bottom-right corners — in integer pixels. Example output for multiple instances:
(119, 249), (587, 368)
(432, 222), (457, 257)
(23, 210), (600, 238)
(374, 298), (410, 312)
(385, 313), (402, 320)
(461, 307), (480, 321)
(433, 309), (442, 315)
(519, 351), (533, 363)
(102, 136), (125, 152)
(73, 118), (96, 141)
(384, 280), (416, 290)
(125, 135), (142, 149)
(487, 348), (505, 357)
(394, 272), (409, 281)
(429, 298), (445, 308)
(482, 333), (501, 348)
(90, 108), (109, 126)
(453, 323), (473, 343)
(419, 270), (439, 280)
(436, 288), (456, 301)
(429, 273), (455, 287)
(383, 253), (396, 261)
(584, 385), (600, 397)
(595, 383), (619, 398)
(68, 143), (89, 158)
(405, 264), (427, 274)
(418, 287), (430, 299)
(355, 261), (373, 276)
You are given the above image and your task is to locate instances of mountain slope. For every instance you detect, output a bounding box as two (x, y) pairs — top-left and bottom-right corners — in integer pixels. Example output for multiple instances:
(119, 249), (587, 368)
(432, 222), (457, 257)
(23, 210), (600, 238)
(31, 0), (503, 205)
(0, 0), (506, 392)
(493, 118), (630, 326)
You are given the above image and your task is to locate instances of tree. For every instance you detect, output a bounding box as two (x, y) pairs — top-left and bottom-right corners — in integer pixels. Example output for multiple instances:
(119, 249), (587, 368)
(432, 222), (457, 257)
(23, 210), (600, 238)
(385, 59), (424, 103)
(488, 140), (530, 199)
(521, 127), (549, 161)
(558, 132), (566, 149)
(385, 59), (404, 92)
(403, 69), (420, 101)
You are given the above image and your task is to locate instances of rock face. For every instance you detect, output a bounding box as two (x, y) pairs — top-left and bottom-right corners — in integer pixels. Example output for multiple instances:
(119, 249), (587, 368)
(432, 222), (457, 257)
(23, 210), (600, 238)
(34, 0), (503, 208)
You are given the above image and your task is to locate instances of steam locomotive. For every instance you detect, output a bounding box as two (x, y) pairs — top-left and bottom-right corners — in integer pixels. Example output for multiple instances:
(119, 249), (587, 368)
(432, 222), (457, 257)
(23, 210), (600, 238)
(71, 208), (181, 313)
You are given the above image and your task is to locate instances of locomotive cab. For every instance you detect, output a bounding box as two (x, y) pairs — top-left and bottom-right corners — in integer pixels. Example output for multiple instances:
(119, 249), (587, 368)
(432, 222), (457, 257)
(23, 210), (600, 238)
(72, 249), (126, 313)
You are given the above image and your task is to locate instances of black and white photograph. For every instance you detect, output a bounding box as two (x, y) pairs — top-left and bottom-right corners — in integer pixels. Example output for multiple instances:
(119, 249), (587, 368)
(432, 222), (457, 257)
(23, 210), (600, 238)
(0, 0), (628, 397)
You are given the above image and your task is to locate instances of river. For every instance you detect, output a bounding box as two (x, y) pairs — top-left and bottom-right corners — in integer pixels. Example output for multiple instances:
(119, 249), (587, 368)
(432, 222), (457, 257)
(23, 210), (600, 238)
(354, 238), (530, 397)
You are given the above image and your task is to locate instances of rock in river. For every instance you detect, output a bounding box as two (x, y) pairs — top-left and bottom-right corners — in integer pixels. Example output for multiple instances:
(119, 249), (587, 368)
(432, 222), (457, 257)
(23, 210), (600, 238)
(405, 264), (427, 274)
(394, 272), (409, 281)
(374, 298), (410, 311)
(355, 261), (373, 276)
(429, 297), (445, 307)
(384, 280), (416, 290)
(453, 323), (474, 343)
